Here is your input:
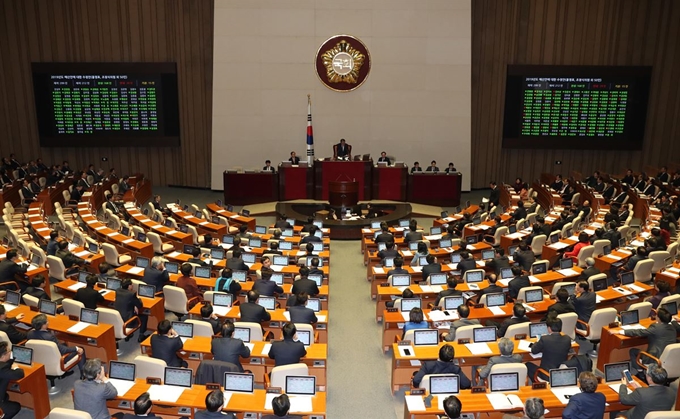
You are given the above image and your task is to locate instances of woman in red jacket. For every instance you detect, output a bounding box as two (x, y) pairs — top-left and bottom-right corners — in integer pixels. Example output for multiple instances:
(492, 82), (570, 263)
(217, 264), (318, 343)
(564, 232), (590, 263)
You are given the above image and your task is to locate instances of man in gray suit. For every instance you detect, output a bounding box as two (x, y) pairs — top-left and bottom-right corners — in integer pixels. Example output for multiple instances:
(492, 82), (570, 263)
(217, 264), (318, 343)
(211, 320), (251, 372)
(478, 337), (523, 380)
(617, 365), (675, 419)
(443, 305), (480, 342)
(619, 307), (680, 375)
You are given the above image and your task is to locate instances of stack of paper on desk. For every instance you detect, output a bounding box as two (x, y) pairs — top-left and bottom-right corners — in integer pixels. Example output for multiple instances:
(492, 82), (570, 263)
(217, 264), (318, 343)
(551, 386), (581, 404)
(465, 343), (492, 355)
(486, 393), (523, 410)
(405, 395), (426, 411)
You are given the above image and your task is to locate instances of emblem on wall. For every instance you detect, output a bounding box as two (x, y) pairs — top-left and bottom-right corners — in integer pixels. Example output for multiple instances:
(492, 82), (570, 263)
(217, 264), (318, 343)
(315, 35), (371, 92)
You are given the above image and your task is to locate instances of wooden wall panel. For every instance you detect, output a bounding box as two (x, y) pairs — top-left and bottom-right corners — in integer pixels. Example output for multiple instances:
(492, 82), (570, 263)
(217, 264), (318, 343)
(471, 0), (680, 188)
(0, 0), (214, 188)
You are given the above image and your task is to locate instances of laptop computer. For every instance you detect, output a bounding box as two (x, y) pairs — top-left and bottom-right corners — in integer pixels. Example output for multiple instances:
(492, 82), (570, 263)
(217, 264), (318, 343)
(308, 274), (323, 287)
(282, 229), (294, 237)
(80, 308), (99, 325)
(183, 244), (196, 254)
(377, 242), (387, 252)
(413, 329), (439, 346)
(164, 219), (173, 228)
(165, 262), (179, 274)
(464, 270), (483, 283)
(255, 225), (267, 234)
(121, 226), (130, 236)
(371, 221), (381, 229)
(29, 253), (41, 267)
(296, 330), (312, 346)
(620, 310), (639, 326)
(558, 283), (577, 296)
(550, 233), (560, 244)
(481, 250), (495, 260)
(466, 235), (478, 244)
(430, 227), (442, 235)
(286, 218), (296, 227)
(524, 289), (544, 303)
(619, 271), (634, 286)
(136, 232), (146, 243)
(429, 375), (460, 395)
(399, 219), (409, 228)
(489, 372), (520, 392)
(273, 255), (288, 266)
(441, 211), (449, 218)
(443, 296), (465, 311)
(662, 301), (678, 316)
(285, 376), (316, 396)
(408, 242), (419, 251)
(224, 372), (254, 393)
(473, 327), (497, 343)
(532, 263), (547, 275)
(138, 284), (156, 299)
(602, 245), (611, 256)
(313, 221), (323, 229)
(164, 367), (193, 388)
(257, 296), (276, 311)
(241, 209), (250, 217)
(213, 293), (233, 308)
(249, 238), (262, 248)
(486, 293), (506, 307)
(194, 267), (211, 279)
(439, 238), (452, 248)
(306, 298), (320, 313)
(279, 241), (293, 251)
(136, 256), (150, 269)
(178, 224), (188, 234)
(172, 322), (193, 343)
(559, 258), (574, 269)
(12, 346), (32, 366)
(529, 322), (549, 338)
(222, 235), (234, 245)
(508, 224), (517, 234)
(313, 242), (323, 252)
(210, 248), (225, 260)
(500, 268), (514, 280)
(270, 273), (284, 286)
(39, 299), (57, 316)
(400, 298), (421, 312)
(604, 362), (630, 383)
(4, 290), (20, 310)
(550, 367), (578, 388)
(232, 270), (247, 282)
(429, 273), (447, 285)
(88, 242), (99, 253)
(450, 254), (462, 264)
(391, 274), (411, 287)
(233, 327), (250, 342)
(508, 245), (518, 256)
(314, 230), (323, 239)
(592, 278), (607, 291)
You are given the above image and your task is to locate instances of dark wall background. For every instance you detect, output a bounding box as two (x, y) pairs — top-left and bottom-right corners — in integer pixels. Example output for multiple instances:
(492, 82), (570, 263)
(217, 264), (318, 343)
(1, 0), (678, 189)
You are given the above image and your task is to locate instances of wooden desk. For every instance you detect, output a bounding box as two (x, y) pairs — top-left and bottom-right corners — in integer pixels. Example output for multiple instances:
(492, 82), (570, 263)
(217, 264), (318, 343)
(278, 165), (314, 200)
(78, 203), (154, 259)
(165, 205), (227, 237)
(124, 204), (194, 249)
(8, 363), (51, 419)
(314, 160), (372, 201)
(205, 203), (256, 230)
(408, 173), (462, 207)
(373, 166), (408, 201)
(223, 171), (279, 205)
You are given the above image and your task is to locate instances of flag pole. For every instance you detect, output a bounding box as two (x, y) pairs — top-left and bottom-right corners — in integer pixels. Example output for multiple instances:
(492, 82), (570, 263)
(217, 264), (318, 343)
(307, 94), (314, 166)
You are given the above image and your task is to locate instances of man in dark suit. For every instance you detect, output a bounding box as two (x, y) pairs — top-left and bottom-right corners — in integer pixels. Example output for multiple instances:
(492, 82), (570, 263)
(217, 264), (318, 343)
(77, 172), (91, 189)
(253, 266), (283, 297)
(114, 279), (148, 342)
(195, 391), (236, 419)
(292, 267), (319, 296)
(46, 231), (60, 256)
(262, 394), (296, 419)
(512, 200), (527, 221)
(288, 151), (300, 165)
(334, 139), (351, 160)
(0, 305), (26, 345)
(617, 365), (675, 419)
(55, 241), (85, 271)
(150, 320), (187, 367)
(0, 250), (27, 283)
(24, 275), (49, 301)
(75, 274), (105, 309)
(570, 280), (597, 326)
(443, 305), (480, 342)
(122, 393), (159, 419)
(485, 248), (511, 275)
(211, 320), (251, 371)
(457, 252), (476, 277)
(550, 174), (563, 192)
(508, 266), (530, 300)
(412, 344), (471, 388)
(544, 288), (576, 320)
(20, 179), (36, 202)
(28, 313), (86, 377)
(308, 257), (323, 277)
(268, 323), (307, 367)
(562, 371), (606, 419)
(377, 240), (399, 262)
(262, 160), (276, 173)
(404, 220), (423, 243)
(265, 241), (283, 256)
(477, 274), (504, 304)
(514, 242), (536, 271)
(626, 247), (648, 271)
(0, 341), (24, 418)
(240, 291), (271, 324)
(374, 222), (394, 244)
(227, 249), (249, 271)
(142, 256), (170, 291)
(300, 226), (322, 244)
(526, 318), (571, 382)
(421, 255), (442, 283)
(488, 181), (500, 207)
(434, 276), (461, 307)
(620, 307), (680, 375)
(492, 304), (530, 338)
(386, 256), (408, 277)
(578, 258), (601, 281)
(200, 304), (222, 335)
(426, 160), (439, 172)
(602, 182), (616, 202)
(377, 151), (391, 165)
(187, 246), (208, 267)
(288, 293), (317, 324)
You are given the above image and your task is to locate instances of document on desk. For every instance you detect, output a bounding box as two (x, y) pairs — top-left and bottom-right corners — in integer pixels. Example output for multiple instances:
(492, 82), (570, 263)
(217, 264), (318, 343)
(666, 267), (680, 275)
(2, 304), (17, 313)
(405, 395), (427, 411)
(627, 284), (646, 293)
(528, 275), (541, 284)
(425, 234), (443, 240)
(465, 343), (492, 355)
(411, 266), (422, 273)
(428, 310), (458, 322)
(488, 306), (506, 316)
(596, 294), (604, 304)
(244, 342), (254, 352)
(167, 251), (181, 258)
(270, 265), (284, 272)
(613, 287), (632, 295)
(447, 263), (458, 270)
(486, 393), (523, 410)
(127, 267), (145, 275)
(551, 386), (581, 404)
(95, 226), (107, 231)
(212, 306), (230, 317)
(630, 240), (645, 247)
(147, 385), (185, 402)
(316, 315), (327, 322)
(466, 245), (476, 251)
(261, 343), (272, 355)
(609, 384), (631, 395)
(606, 255), (622, 261)
(621, 324), (646, 331)
(397, 345), (415, 357)
(26, 264), (40, 272)
(68, 282), (87, 291)
(75, 250), (91, 258)
(431, 286), (444, 293)
(67, 322), (90, 334)
(288, 395), (313, 413)
(557, 268), (579, 277)
(166, 230), (178, 235)
(108, 378), (136, 397)
(222, 391), (232, 408)
(373, 267), (385, 274)
(419, 285), (433, 293)
(517, 340), (533, 352)
(283, 311), (291, 321)
(497, 279), (510, 287)
(123, 239), (135, 244)
(402, 250), (413, 257)
(467, 283), (479, 290)
(549, 242), (570, 250)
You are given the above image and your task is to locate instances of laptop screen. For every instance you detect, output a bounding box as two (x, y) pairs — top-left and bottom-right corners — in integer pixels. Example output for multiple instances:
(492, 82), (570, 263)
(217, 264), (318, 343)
(224, 372), (254, 393)
(509, 224), (517, 234)
(473, 327), (497, 343)
(392, 274), (411, 287)
(164, 219), (173, 228)
(257, 297), (276, 311)
(136, 233), (146, 243)
(551, 233), (560, 244)
(306, 298), (320, 312)
(529, 322), (549, 338)
(466, 235), (478, 244)
(213, 293), (233, 307)
(443, 296), (465, 311)
(400, 298), (421, 312)
(80, 308), (99, 325)
(619, 238), (627, 248)
(486, 293), (506, 307)
(465, 270), (483, 283)
(164, 367), (193, 388)
(603, 245), (611, 256)
(285, 376), (316, 396)
(524, 289), (543, 303)
(273, 255), (288, 266)
(232, 271), (247, 282)
(121, 226), (130, 236)
(429, 375), (460, 395)
(481, 250), (495, 260)
(377, 242), (386, 251)
(178, 224), (188, 233)
(210, 248), (225, 260)
(313, 221), (323, 228)
(620, 271), (634, 285)
(413, 329), (439, 346)
(286, 218), (296, 227)
(72, 235), (81, 246)
(242, 253), (256, 264)
(508, 245), (518, 256)
(12, 346), (32, 366)
(165, 262), (179, 274)
(314, 230), (323, 239)
(109, 361), (136, 381)
(500, 268), (514, 280)
(270, 273), (284, 285)
(663, 301), (678, 316)
(88, 242), (99, 253)
(5, 290), (20, 307)
(136, 257), (150, 268)
(450, 254), (461, 264)
(399, 219), (409, 227)
(172, 322), (193, 338)
(429, 273), (447, 285)
(439, 238), (452, 248)
(308, 274), (323, 286)
(313, 242), (323, 252)
(490, 372), (520, 392)
(241, 209), (250, 217)
(604, 362), (630, 383)
(233, 327), (250, 342)
(409, 242), (419, 251)
(371, 221), (381, 229)
(195, 267), (211, 279)
(282, 229), (294, 237)
(183, 244), (196, 254)
(430, 227), (442, 235)
(441, 211), (449, 218)
(532, 263), (547, 274)
(30, 254), (41, 266)
(559, 283), (577, 296)
(279, 241), (293, 250)
(138, 284), (156, 299)
(255, 226), (267, 234)
(550, 368), (578, 387)
(222, 235), (234, 244)
(592, 278), (607, 291)
(559, 258), (574, 269)
(296, 330), (311, 346)
(620, 310), (639, 326)
(249, 238), (262, 248)
(39, 299), (57, 316)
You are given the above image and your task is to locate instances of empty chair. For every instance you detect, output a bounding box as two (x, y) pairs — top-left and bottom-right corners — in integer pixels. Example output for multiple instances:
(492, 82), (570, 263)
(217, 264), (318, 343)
(49, 407), (93, 419)
(97, 307), (140, 354)
(556, 312), (578, 341)
(628, 301), (653, 320)
(454, 325), (483, 341)
(30, 245), (47, 267)
(185, 319), (216, 337)
(592, 239), (611, 256)
(560, 222), (573, 239)
(186, 225), (200, 245)
(101, 243), (132, 267)
(191, 204), (201, 214)
(504, 323), (530, 339)
(576, 245), (595, 268)
(62, 298), (85, 318)
(633, 259), (654, 283)
(667, 242), (678, 259)
(234, 322), (269, 342)
(530, 235), (547, 256)
(488, 363), (528, 388)
(649, 251), (671, 274)
(133, 355), (167, 379)
(530, 260), (549, 274)
(266, 363), (309, 389)
(22, 294), (40, 308)
(163, 285), (198, 318)
(46, 255), (68, 282)
(154, 209), (165, 224)
(489, 226), (508, 247)
(635, 343), (680, 382)
(517, 286), (544, 303)
(587, 273), (608, 291)
(25, 339), (83, 395)
(147, 232), (174, 255)
(575, 307), (618, 355)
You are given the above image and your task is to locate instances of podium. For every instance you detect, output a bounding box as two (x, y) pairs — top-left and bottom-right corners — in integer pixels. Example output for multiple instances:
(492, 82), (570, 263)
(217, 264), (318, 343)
(328, 181), (359, 207)
(314, 160), (372, 201)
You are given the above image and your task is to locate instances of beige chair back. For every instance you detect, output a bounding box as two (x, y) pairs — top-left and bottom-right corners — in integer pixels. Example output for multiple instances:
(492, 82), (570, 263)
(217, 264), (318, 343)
(133, 355), (167, 379)
(269, 363), (309, 389)
(489, 363), (528, 388)
(163, 285), (190, 315)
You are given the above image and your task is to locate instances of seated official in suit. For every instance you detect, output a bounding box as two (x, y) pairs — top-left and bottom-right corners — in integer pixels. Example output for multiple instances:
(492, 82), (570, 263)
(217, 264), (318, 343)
(387, 256), (408, 277)
(477, 274), (503, 303)
(46, 231), (60, 256)
(404, 220), (423, 243)
(74, 274), (105, 309)
(288, 151), (300, 165)
(55, 240), (85, 272)
(211, 320), (251, 372)
(195, 390), (236, 419)
(377, 240), (399, 262)
(263, 394), (299, 419)
(0, 249), (28, 283)
(616, 365), (675, 419)
(308, 257), (323, 277)
(142, 256), (170, 291)
(236, 225), (250, 240)
(512, 200), (527, 221)
(333, 138), (351, 160)
(375, 222), (394, 244)
(410, 242), (429, 267)
(28, 314), (86, 377)
(20, 179), (36, 202)
(240, 290), (271, 324)
(426, 160), (439, 172)
(292, 266), (319, 296)
(300, 226), (322, 244)
(0, 341), (24, 418)
(488, 304), (530, 338)
(569, 281), (596, 325)
(24, 275), (49, 301)
(176, 263), (204, 307)
(421, 255), (442, 282)
(215, 268), (243, 296)
(262, 159), (276, 173)
(98, 262), (119, 284)
(477, 337), (523, 380)
(457, 252), (476, 277)
(444, 162), (457, 173)
(620, 307), (680, 375)
(525, 318), (571, 382)
(121, 393), (158, 419)
(434, 276), (461, 307)
(227, 248), (249, 271)
(443, 305), (480, 342)
(578, 257), (600, 282)
(410, 161), (422, 173)
(254, 265), (284, 297)
(266, 241), (283, 256)
(543, 288), (575, 320)
(412, 344), (471, 388)
(201, 234), (219, 250)
(508, 266), (530, 300)
(150, 320), (187, 367)
(200, 303), (222, 335)
(502, 398), (544, 419)
(269, 323), (306, 367)
(562, 371), (605, 419)
(377, 151), (391, 165)
(73, 358), (118, 419)
(485, 248), (511, 275)
(648, 280), (671, 309)
(187, 246), (208, 267)
(115, 279), (149, 342)
(288, 293), (317, 325)
(0, 305), (26, 345)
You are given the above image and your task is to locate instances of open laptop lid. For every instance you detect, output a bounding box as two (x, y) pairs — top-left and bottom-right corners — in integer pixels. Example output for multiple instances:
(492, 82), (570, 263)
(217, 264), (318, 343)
(413, 329), (439, 346)
(172, 322), (193, 339)
(473, 326), (497, 343)
(285, 375), (316, 396)
(489, 372), (519, 392)
(400, 298), (421, 312)
(429, 374), (460, 395)
(164, 367), (193, 388)
(604, 362), (630, 383)
(224, 372), (254, 393)
(549, 367), (578, 388)
(620, 309), (639, 326)
(12, 346), (32, 366)
(80, 308), (99, 325)
(443, 296), (465, 311)
(529, 322), (549, 338)
(109, 360), (136, 381)
(233, 327), (250, 342)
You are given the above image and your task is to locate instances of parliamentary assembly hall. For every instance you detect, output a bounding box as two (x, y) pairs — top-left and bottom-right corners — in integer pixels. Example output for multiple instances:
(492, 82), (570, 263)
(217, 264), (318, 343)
(0, 1), (679, 418)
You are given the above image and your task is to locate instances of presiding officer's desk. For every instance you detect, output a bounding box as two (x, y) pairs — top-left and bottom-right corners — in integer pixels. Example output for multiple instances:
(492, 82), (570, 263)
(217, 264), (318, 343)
(139, 337), (328, 389)
(8, 304), (118, 362)
(108, 381), (326, 419)
(391, 337), (580, 393)
(8, 362), (51, 419)
(187, 306), (329, 344)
